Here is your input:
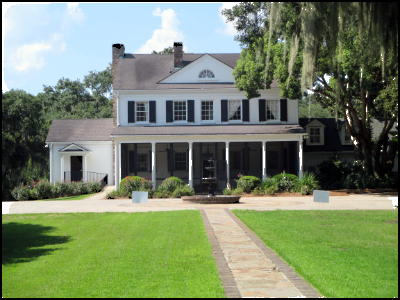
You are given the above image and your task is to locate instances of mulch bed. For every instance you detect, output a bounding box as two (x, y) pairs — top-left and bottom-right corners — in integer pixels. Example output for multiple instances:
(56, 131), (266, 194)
(240, 189), (398, 197)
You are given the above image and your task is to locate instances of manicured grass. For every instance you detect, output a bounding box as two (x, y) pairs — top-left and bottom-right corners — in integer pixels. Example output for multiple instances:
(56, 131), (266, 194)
(2, 211), (225, 298)
(232, 210), (398, 298)
(39, 193), (97, 201)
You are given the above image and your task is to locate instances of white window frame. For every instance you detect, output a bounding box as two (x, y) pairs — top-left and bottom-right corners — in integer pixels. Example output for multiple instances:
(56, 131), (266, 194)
(197, 69), (218, 82)
(201, 100), (214, 122)
(266, 99), (280, 121)
(228, 99), (242, 122)
(174, 151), (187, 171)
(173, 100), (187, 122)
(136, 101), (149, 123)
(308, 127), (322, 145)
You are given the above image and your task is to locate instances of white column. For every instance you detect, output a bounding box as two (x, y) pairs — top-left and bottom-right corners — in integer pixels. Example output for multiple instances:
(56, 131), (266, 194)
(60, 155), (64, 181)
(225, 142), (230, 187)
(49, 143), (53, 184)
(299, 136), (303, 180)
(152, 142), (156, 188)
(115, 142), (120, 191)
(83, 155), (87, 182)
(188, 142), (193, 189)
(262, 141), (267, 181)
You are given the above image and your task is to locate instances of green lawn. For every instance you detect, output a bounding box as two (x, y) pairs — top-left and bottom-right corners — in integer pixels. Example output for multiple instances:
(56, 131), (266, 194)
(2, 211), (225, 298)
(39, 193), (97, 201)
(232, 209), (398, 298)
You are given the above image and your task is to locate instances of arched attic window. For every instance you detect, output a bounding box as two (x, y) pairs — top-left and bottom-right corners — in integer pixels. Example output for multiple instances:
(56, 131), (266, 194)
(199, 69), (215, 78)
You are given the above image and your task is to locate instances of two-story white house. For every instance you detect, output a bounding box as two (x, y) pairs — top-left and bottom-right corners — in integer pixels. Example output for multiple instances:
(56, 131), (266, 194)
(46, 42), (307, 193)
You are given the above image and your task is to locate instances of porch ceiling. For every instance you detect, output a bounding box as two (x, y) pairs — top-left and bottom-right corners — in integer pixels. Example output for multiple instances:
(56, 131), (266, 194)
(111, 124), (306, 137)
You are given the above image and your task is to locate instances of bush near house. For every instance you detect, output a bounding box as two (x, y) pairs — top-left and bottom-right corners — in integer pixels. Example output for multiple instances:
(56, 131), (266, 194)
(236, 175), (262, 193)
(11, 179), (102, 201)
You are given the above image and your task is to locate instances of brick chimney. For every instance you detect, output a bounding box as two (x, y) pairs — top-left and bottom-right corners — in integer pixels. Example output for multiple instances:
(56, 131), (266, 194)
(174, 42), (183, 69)
(112, 44), (125, 129)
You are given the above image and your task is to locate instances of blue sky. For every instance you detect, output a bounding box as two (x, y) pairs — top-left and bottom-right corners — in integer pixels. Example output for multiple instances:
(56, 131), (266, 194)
(3, 2), (242, 96)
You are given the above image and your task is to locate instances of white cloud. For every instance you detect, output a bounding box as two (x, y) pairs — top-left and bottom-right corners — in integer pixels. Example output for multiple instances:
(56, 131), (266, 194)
(135, 7), (186, 54)
(216, 2), (240, 36)
(62, 2), (85, 29)
(9, 34), (66, 72)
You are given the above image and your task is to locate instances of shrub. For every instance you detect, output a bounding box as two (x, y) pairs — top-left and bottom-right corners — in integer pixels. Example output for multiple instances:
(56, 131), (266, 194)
(32, 179), (52, 199)
(231, 187), (244, 195)
(252, 186), (264, 195)
(120, 176), (153, 194)
(159, 177), (184, 193)
(153, 190), (171, 198)
(106, 190), (122, 199)
(317, 155), (351, 189)
(222, 188), (233, 195)
(236, 176), (261, 193)
(265, 186), (279, 195)
(171, 185), (195, 198)
(273, 171), (299, 192)
(87, 181), (102, 193)
(295, 171), (320, 195)
(261, 176), (279, 189)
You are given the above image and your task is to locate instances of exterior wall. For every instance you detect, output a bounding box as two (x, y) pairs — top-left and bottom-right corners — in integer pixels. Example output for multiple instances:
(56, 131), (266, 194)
(117, 88), (298, 126)
(50, 142), (114, 185)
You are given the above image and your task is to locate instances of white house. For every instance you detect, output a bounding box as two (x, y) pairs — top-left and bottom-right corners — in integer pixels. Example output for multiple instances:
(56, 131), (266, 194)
(46, 42), (308, 193)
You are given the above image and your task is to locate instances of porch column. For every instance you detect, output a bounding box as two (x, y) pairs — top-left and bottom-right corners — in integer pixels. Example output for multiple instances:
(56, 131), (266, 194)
(115, 141), (120, 191)
(60, 155), (64, 181)
(49, 143), (53, 184)
(188, 142), (193, 189)
(83, 155), (87, 182)
(225, 142), (230, 186)
(299, 136), (303, 180)
(151, 142), (156, 187)
(262, 141), (267, 181)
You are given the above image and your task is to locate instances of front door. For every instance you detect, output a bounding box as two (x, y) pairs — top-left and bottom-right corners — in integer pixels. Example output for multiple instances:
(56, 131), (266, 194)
(71, 156), (83, 181)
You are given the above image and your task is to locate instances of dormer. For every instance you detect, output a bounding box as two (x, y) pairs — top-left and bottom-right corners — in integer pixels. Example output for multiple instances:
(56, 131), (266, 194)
(304, 119), (325, 146)
(159, 54), (234, 84)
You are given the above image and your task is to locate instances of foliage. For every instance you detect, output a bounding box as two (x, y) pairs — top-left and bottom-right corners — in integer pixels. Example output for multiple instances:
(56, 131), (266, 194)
(120, 176), (153, 194)
(158, 177), (184, 193)
(252, 186), (265, 196)
(272, 171), (299, 192)
(261, 176), (279, 189)
(236, 175), (262, 193)
(171, 185), (195, 198)
(231, 187), (244, 195)
(317, 155), (350, 189)
(222, 188), (233, 195)
(295, 172), (320, 195)
(298, 95), (336, 118)
(265, 186), (279, 195)
(223, 2), (399, 177)
(11, 180), (102, 201)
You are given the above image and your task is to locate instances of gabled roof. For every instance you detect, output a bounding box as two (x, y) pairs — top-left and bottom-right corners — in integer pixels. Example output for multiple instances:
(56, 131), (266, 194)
(58, 143), (91, 152)
(46, 119), (113, 142)
(113, 53), (279, 90)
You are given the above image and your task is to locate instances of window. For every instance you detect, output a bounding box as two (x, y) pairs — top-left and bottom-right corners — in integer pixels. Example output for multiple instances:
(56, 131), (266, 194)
(174, 101), (186, 121)
(199, 70), (215, 78)
(137, 153), (148, 172)
(266, 100), (279, 120)
(309, 127), (321, 144)
(201, 101), (213, 121)
(344, 130), (352, 144)
(228, 100), (241, 121)
(174, 152), (186, 171)
(136, 102), (148, 122)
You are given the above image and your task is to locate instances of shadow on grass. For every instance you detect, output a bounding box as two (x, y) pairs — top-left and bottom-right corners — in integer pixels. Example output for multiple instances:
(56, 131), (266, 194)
(2, 222), (71, 265)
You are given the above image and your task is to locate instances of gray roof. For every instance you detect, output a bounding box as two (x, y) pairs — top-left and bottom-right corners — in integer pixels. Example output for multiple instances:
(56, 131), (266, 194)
(111, 124), (306, 136)
(113, 53), (279, 91)
(46, 119), (113, 142)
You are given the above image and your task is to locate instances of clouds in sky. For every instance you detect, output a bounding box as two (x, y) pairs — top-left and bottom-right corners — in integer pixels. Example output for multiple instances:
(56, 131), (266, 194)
(216, 2), (240, 36)
(135, 7), (186, 53)
(4, 3), (85, 73)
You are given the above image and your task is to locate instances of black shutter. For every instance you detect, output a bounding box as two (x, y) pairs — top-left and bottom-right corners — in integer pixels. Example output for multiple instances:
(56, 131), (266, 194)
(221, 99), (228, 122)
(188, 100), (194, 122)
(166, 100), (173, 123)
(259, 99), (266, 122)
(129, 150), (135, 173)
(280, 99), (287, 121)
(121, 144), (128, 179)
(128, 101), (135, 123)
(242, 99), (249, 122)
(149, 101), (156, 123)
